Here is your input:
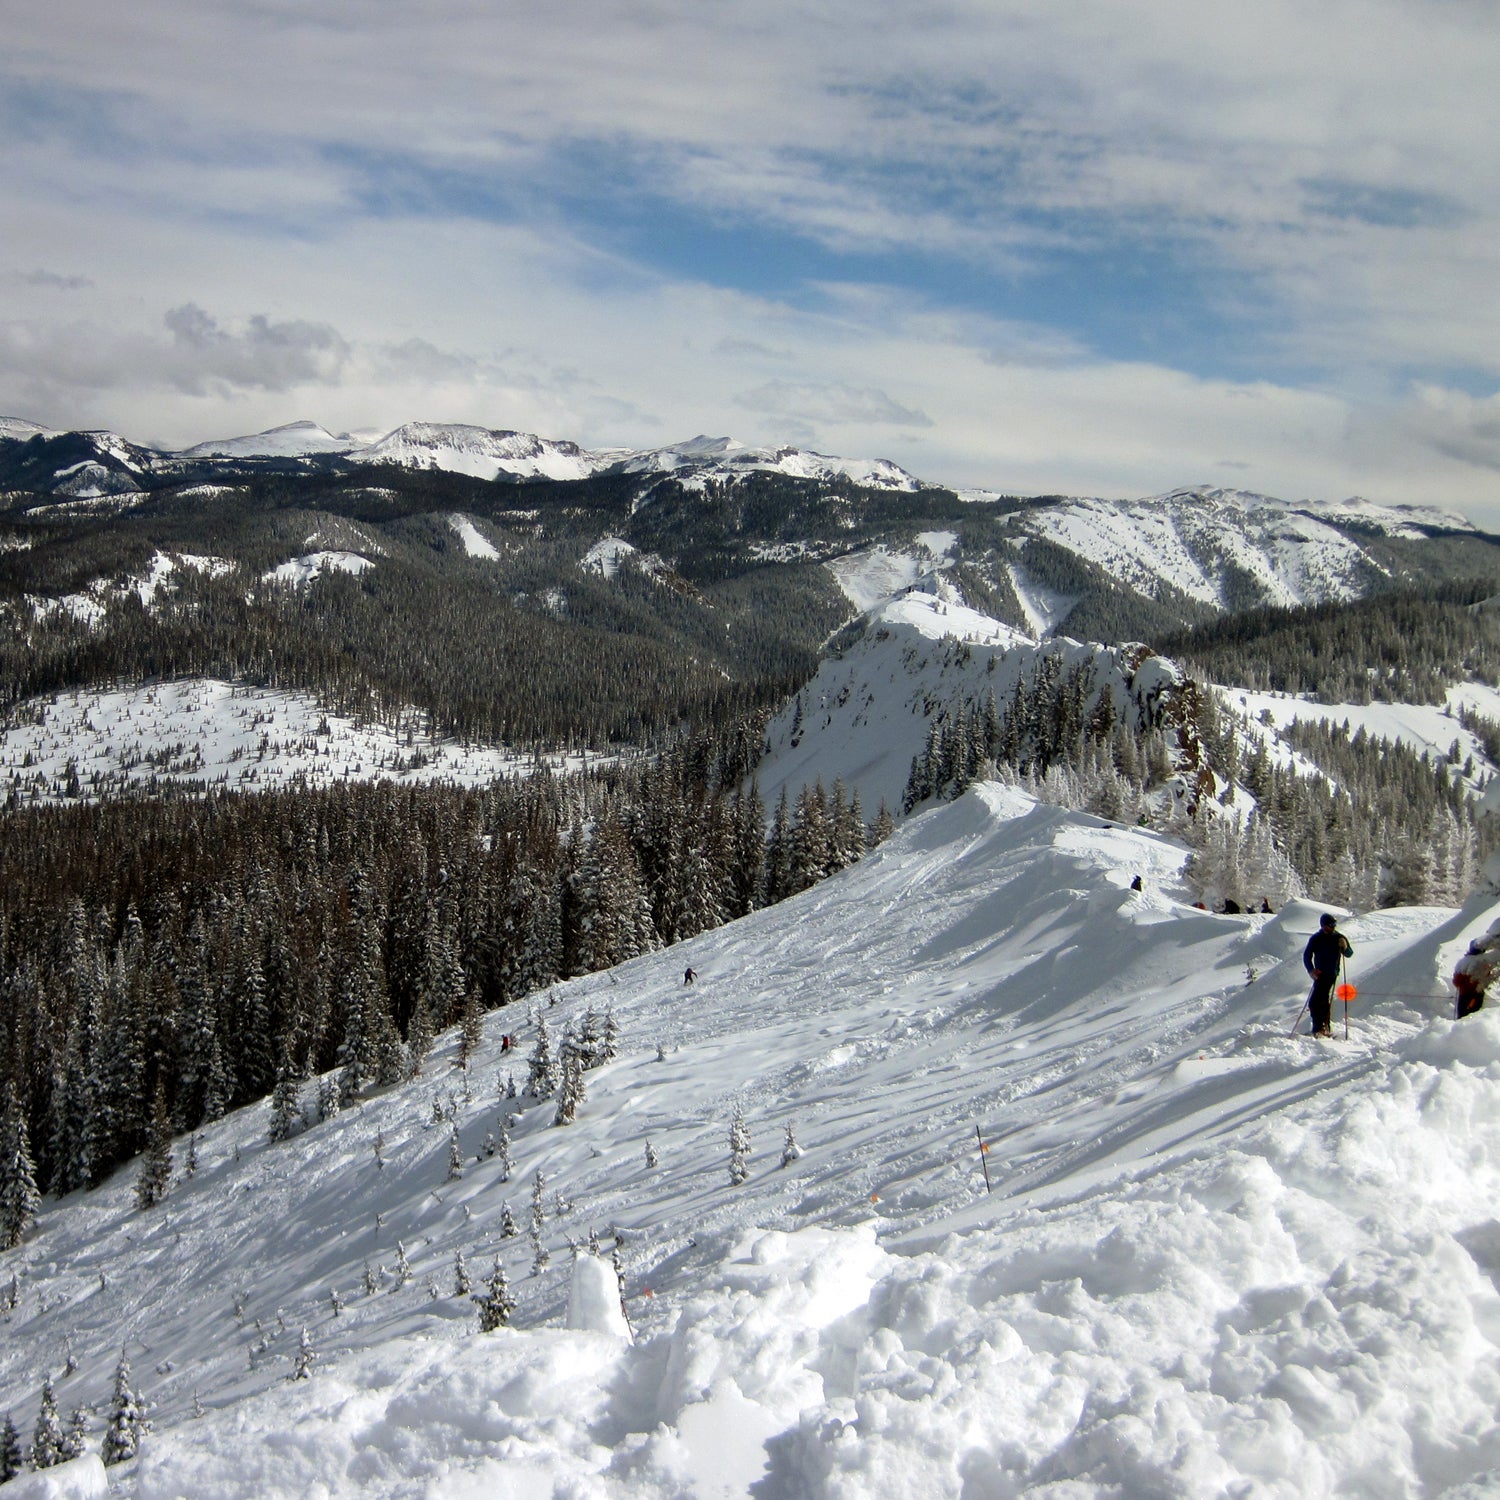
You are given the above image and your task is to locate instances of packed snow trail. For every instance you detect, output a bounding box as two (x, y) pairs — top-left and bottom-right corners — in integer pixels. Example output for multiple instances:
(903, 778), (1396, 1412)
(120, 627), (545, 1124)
(4, 784), (1500, 1497)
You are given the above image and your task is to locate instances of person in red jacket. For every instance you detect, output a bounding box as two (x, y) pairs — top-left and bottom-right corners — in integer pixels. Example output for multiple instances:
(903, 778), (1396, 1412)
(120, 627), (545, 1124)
(1454, 939), (1498, 1018)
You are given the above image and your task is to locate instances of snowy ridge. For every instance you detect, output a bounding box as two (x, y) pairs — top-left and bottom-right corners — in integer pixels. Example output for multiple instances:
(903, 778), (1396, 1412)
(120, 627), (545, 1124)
(756, 591), (1161, 818)
(5, 785), (1500, 1495)
(613, 434), (920, 490)
(261, 550), (374, 588)
(175, 421), (355, 459)
(0, 417), (55, 442)
(349, 422), (610, 482)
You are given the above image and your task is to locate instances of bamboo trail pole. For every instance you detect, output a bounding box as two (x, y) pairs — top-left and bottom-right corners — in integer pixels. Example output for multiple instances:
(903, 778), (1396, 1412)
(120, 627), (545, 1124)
(976, 1125), (992, 1194)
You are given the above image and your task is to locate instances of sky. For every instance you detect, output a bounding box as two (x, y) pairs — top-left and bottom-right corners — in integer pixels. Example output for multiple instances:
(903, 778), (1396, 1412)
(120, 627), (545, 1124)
(4, 0), (1500, 519)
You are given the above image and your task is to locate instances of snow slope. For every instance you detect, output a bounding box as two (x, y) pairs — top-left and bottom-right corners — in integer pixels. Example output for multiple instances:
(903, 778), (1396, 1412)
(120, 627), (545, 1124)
(757, 590), (1134, 817)
(0, 679), (601, 805)
(5, 784), (1500, 1497)
(1229, 684), (1500, 796)
(1007, 487), (1460, 609)
(349, 423), (609, 482)
(174, 421), (355, 459)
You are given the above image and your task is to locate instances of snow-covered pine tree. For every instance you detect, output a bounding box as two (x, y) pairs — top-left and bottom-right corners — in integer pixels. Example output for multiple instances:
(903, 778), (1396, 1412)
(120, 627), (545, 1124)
(0, 1412), (21, 1482)
(134, 1084), (173, 1212)
(780, 1123), (803, 1168)
(316, 1074), (341, 1122)
(553, 1037), (585, 1126)
(500, 1203), (519, 1238)
(474, 1258), (516, 1332)
(446, 1125), (464, 1182)
(529, 1168), (546, 1238)
(578, 1008), (601, 1069)
(728, 1108), (751, 1185)
(266, 1062), (303, 1144)
(458, 991), (484, 1071)
(524, 1019), (558, 1099)
(497, 1124), (513, 1182)
(288, 1327), (315, 1381)
(644, 1139), (659, 1169)
(0, 1084), (40, 1250)
(30, 1377), (64, 1469)
(452, 1248), (471, 1297)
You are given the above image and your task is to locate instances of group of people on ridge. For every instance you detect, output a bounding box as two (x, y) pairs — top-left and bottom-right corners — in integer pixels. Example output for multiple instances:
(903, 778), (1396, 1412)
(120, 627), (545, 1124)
(1301, 909), (1496, 1033)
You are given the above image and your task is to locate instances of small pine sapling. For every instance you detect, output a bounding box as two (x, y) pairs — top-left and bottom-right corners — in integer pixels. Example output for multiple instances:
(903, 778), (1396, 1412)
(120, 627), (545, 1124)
(61, 1407), (87, 1461)
(497, 1126), (513, 1182)
(329, 1287), (344, 1316)
(728, 1108), (751, 1186)
(362, 1262), (378, 1295)
(394, 1241), (412, 1287)
(446, 1125), (464, 1182)
(780, 1123), (803, 1168)
(644, 1139), (659, 1169)
(474, 1258), (516, 1332)
(288, 1328), (315, 1381)
(500, 1203), (519, 1238)
(453, 1248), (471, 1298)
(529, 1169), (546, 1238)
(529, 1229), (550, 1276)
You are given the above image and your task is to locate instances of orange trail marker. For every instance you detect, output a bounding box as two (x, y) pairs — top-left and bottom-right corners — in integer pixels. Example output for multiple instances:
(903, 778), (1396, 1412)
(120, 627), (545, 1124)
(976, 1125), (992, 1194)
(1336, 983), (1357, 1002)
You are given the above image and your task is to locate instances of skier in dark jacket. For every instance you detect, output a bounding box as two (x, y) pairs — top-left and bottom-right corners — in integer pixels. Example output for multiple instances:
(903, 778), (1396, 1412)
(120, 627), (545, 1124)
(1303, 913), (1352, 1037)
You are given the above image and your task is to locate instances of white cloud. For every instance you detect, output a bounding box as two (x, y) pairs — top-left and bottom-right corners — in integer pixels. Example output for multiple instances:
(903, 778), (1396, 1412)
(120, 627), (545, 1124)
(2, 0), (1499, 515)
(736, 380), (931, 429)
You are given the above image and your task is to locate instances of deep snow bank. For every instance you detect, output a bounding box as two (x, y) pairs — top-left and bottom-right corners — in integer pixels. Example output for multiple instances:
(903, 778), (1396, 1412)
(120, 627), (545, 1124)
(5, 782), (1500, 1496)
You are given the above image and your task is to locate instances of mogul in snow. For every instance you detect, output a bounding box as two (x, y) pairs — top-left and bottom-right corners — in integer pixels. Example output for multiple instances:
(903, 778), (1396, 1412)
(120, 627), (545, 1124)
(1303, 913), (1353, 1038)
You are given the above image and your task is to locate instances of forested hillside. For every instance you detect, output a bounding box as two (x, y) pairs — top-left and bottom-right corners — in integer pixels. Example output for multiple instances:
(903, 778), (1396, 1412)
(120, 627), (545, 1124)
(0, 727), (884, 1205)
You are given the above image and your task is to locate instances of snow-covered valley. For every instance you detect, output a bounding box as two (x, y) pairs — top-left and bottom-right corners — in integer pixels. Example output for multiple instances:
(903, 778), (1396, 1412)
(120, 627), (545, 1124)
(5, 777), (1500, 1497)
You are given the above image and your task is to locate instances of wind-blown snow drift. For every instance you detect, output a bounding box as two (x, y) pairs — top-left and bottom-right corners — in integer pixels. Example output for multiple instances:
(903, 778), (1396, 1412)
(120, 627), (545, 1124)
(6, 787), (1500, 1497)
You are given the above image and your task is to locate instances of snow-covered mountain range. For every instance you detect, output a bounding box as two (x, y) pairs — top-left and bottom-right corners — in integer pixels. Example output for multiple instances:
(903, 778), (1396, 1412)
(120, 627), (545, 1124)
(4, 415), (1484, 654)
(5, 774), (1500, 1498)
(0, 418), (926, 494)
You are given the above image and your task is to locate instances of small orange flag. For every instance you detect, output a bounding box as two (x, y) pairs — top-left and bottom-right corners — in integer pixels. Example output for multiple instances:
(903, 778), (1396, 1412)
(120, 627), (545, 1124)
(1336, 983), (1357, 1003)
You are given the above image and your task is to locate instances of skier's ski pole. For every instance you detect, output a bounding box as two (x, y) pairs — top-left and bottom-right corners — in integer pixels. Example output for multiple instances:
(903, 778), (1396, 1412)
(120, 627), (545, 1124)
(976, 1126), (992, 1193)
(1342, 957), (1350, 1041)
(1289, 998), (1309, 1036)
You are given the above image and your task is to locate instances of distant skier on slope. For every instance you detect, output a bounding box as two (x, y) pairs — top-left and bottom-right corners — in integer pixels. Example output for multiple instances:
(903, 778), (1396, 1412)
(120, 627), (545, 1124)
(1303, 913), (1353, 1038)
